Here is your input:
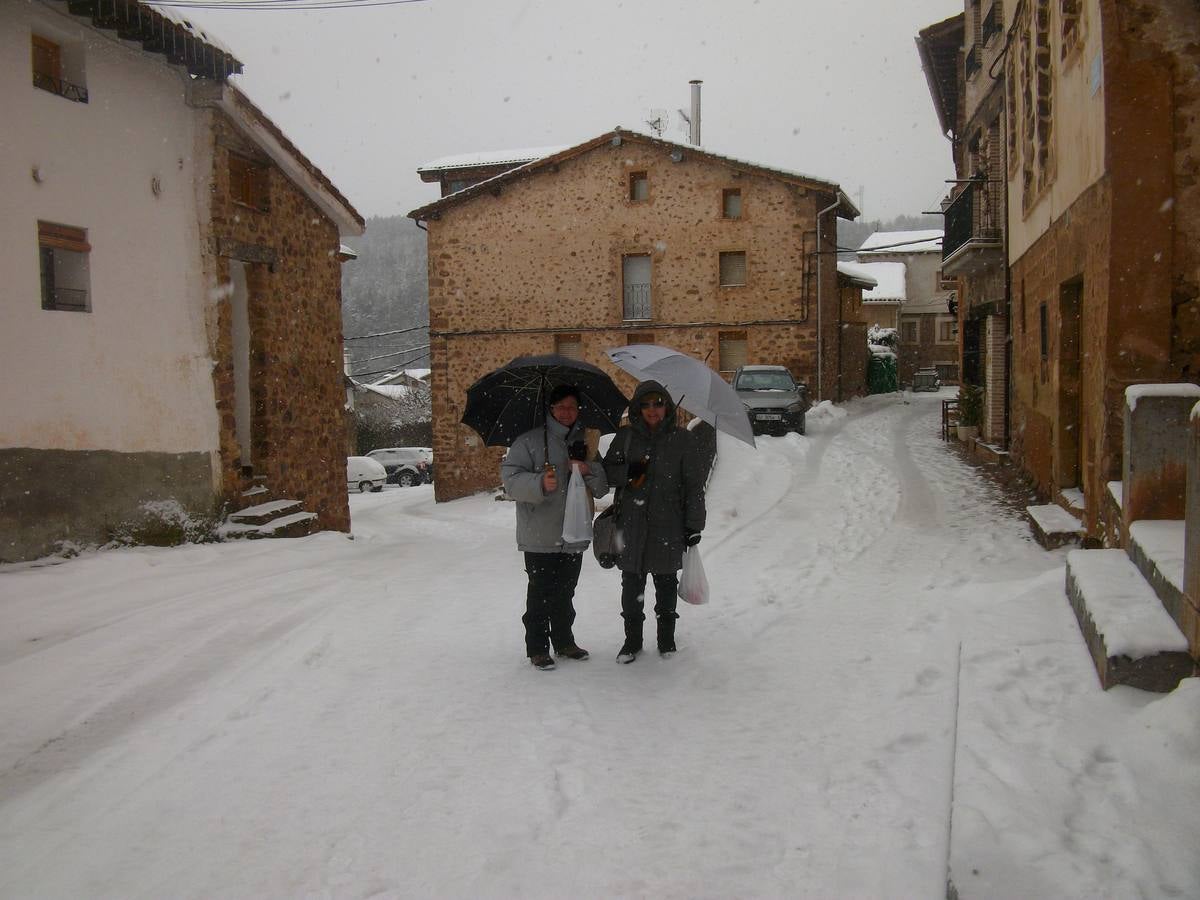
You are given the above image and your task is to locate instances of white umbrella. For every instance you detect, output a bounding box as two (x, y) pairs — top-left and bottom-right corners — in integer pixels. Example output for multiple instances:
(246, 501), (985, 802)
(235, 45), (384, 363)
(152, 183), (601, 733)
(606, 344), (756, 447)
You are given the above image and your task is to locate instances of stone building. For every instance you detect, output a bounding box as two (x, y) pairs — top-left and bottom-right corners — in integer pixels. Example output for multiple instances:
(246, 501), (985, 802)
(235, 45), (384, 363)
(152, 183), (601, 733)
(918, 9), (1009, 444)
(1, 1), (363, 562)
(835, 261), (878, 402)
(856, 230), (957, 385)
(920, 0), (1200, 538)
(408, 129), (859, 500)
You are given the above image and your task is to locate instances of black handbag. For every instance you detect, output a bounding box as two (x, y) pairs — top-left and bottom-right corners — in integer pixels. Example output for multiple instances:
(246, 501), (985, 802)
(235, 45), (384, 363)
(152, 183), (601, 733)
(592, 505), (620, 568)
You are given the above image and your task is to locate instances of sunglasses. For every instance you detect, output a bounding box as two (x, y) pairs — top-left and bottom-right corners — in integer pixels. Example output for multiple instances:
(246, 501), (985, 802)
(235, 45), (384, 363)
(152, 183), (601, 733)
(640, 399), (666, 409)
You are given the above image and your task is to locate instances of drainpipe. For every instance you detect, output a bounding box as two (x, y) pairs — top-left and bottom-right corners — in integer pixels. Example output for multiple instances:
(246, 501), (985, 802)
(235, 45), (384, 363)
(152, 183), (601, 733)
(815, 193), (842, 401)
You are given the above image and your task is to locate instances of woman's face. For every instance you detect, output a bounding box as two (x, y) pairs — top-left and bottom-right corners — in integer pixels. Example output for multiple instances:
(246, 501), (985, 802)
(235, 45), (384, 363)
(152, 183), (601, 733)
(639, 393), (667, 430)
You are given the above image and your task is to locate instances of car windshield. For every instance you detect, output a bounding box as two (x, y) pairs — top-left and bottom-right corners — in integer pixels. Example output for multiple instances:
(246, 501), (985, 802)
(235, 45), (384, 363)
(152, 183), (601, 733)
(737, 372), (795, 391)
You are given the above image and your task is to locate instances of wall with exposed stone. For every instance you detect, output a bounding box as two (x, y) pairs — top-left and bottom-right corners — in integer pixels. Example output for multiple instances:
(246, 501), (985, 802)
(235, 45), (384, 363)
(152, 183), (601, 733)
(423, 137), (842, 500)
(207, 112), (350, 532)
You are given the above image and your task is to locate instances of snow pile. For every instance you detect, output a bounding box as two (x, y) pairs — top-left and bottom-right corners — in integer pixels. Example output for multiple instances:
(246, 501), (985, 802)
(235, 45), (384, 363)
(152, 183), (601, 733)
(805, 399), (847, 431)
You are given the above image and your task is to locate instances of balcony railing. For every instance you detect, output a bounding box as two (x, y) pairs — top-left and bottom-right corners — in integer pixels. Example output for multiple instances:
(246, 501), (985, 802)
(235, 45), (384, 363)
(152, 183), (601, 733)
(33, 72), (89, 103)
(964, 44), (980, 79)
(942, 178), (1004, 261)
(623, 283), (651, 320)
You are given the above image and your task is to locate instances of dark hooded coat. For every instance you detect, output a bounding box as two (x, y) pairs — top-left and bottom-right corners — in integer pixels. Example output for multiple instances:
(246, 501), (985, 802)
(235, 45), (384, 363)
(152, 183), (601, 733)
(603, 380), (706, 574)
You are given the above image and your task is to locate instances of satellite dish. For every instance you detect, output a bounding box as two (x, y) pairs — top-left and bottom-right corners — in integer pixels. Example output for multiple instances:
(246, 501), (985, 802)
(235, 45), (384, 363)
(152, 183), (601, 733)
(645, 109), (669, 137)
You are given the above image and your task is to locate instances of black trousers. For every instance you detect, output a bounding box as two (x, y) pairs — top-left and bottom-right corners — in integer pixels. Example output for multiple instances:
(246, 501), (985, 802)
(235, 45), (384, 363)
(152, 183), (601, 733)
(523, 552), (583, 657)
(620, 570), (679, 625)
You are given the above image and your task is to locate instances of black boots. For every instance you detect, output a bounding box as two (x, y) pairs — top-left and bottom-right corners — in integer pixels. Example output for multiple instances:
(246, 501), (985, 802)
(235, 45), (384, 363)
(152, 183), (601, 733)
(657, 612), (677, 655)
(617, 614), (643, 664)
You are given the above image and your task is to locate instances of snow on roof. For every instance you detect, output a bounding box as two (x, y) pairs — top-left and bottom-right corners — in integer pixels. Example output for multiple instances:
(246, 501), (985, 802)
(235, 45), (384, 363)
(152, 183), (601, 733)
(417, 146), (568, 173)
(855, 262), (907, 301)
(1124, 383), (1200, 410)
(409, 128), (857, 221)
(361, 383), (411, 400)
(837, 260), (878, 288)
(153, 5), (239, 57)
(858, 230), (944, 255)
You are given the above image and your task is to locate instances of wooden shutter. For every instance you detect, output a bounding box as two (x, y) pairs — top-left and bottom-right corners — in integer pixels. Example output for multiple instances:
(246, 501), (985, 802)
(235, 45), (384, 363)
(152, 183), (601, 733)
(31, 35), (61, 82)
(38, 221), (90, 253)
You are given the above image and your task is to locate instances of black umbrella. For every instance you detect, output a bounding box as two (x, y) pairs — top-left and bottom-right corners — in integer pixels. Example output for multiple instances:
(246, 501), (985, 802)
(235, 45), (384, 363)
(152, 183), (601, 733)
(461, 354), (628, 447)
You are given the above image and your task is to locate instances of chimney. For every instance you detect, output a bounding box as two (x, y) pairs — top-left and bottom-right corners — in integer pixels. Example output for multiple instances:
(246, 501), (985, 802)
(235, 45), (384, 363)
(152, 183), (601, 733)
(689, 79), (702, 145)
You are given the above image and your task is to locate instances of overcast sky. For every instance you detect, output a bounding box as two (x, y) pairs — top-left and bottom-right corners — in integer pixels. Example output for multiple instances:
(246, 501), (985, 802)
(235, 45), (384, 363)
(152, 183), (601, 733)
(178, 0), (962, 224)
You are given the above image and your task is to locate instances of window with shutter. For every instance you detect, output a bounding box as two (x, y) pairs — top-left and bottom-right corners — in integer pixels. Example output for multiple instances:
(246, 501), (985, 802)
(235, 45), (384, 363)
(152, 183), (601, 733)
(31, 34), (87, 103)
(719, 251), (747, 287)
(623, 255), (652, 319)
(555, 334), (583, 360)
(229, 153), (269, 211)
(718, 331), (748, 372)
(38, 221), (91, 312)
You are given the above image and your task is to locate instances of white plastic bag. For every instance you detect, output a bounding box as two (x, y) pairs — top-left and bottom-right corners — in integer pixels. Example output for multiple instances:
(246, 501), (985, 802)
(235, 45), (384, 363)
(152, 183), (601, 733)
(677, 546), (710, 605)
(561, 466), (593, 543)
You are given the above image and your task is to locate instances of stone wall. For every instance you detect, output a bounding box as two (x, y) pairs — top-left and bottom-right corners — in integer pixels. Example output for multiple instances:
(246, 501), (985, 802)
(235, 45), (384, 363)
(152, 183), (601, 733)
(1009, 178), (1111, 532)
(423, 137), (840, 500)
(207, 112), (350, 532)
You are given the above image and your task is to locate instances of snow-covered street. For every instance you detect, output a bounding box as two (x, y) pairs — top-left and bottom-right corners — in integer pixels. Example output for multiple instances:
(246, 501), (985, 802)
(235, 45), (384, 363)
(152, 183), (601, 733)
(2, 390), (1197, 899)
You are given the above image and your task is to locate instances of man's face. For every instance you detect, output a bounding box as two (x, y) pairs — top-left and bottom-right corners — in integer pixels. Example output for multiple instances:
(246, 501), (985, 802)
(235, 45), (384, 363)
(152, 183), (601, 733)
(550, 396), (579, 428)
(639, 394), (667, 429)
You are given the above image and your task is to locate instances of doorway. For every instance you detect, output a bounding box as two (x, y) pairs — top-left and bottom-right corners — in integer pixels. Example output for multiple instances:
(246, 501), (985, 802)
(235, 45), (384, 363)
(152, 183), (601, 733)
(229, 260), (253, 471)
(1057, 278), (1083, 491)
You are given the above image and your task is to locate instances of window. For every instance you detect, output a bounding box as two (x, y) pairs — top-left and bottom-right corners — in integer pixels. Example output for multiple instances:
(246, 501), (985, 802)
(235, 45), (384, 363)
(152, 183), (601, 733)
(902, 321), (918, 343)
(722, 188), (742, 219)
(622, 254), (652, 319)
(719, 251), (746, 287)
(718, 331), (748, 373)
(31, 34), (87, 103)
(629, 172), (649, 202)
(938, 320), (955, 342)
(38, 221), (91, 312)
(229, 153), (269, 210)
(626, 332), (653, 344)
(555, 333), (582, 360)
(936, 270), (957, 291)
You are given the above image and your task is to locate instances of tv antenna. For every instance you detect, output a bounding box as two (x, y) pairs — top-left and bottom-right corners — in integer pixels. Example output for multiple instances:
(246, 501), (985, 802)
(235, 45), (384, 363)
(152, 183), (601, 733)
(645, 109), (669, 138)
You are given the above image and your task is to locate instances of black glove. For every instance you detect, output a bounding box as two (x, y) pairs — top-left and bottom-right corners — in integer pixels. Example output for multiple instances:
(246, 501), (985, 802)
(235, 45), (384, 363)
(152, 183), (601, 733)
(568, 440), (587, 461)
(684, 529), (701, 547)
(627, 457), (648, 480)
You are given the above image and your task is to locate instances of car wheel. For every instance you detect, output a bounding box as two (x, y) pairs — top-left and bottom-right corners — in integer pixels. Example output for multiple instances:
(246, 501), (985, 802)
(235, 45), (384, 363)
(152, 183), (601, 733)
(358, 481), (371, 493)
(398, 471), (418, 487)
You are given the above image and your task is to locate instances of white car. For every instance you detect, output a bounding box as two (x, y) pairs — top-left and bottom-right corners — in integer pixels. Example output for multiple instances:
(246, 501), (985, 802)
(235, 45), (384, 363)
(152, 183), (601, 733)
(347, 456), (387, 493)
(366, 447), (434, 486)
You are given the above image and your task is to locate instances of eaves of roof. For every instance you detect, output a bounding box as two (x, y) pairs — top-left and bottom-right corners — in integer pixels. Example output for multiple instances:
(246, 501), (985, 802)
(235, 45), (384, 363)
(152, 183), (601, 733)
(407, 128), (859, 222)
(62, 0), (243, 80)
(915, 12), (964, 138)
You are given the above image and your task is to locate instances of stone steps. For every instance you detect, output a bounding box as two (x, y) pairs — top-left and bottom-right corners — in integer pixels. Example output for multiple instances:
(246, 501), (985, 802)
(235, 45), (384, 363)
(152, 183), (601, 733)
(1064, 549), (1193, 691)
(228, 499), (303, 526)
(1026, 503), (1085, 550)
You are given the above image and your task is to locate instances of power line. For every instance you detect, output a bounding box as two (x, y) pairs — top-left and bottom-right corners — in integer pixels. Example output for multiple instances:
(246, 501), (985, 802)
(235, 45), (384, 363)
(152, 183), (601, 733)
(353, 342), (430, 366)
(351, 349), (431, 381)
(142, 0), (427, 9)
(344, 323), (428, 342)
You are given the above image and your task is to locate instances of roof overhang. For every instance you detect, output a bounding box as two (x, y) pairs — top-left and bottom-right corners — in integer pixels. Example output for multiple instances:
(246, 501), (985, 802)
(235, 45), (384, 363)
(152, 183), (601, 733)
(915, 13), (965, 139)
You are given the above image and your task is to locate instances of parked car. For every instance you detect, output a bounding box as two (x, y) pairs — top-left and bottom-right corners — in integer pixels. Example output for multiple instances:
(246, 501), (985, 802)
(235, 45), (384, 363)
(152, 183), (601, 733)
(911, 367), (942, 392)
(732, 365), (810, 435)
(366, 447), (434, 487)
(347, 456), (387, 493)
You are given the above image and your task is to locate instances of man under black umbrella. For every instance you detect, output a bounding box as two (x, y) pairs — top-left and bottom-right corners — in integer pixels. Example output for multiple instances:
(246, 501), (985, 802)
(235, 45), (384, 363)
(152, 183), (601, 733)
(500, 384), (609, 670)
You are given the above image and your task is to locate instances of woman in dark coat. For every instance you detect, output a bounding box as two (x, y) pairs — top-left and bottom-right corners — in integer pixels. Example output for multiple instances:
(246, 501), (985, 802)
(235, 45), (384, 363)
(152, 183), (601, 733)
(603, 380), (706, 663)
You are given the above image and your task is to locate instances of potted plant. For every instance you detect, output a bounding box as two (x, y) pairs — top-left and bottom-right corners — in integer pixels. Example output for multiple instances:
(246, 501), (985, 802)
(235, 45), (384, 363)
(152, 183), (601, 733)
(957, 383), (983, 441)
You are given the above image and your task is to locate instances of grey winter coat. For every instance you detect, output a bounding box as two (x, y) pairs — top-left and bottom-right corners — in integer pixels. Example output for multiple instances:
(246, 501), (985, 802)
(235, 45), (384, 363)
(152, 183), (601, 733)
(500, 415), (609, 554)
(602, 380), (706, 574)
